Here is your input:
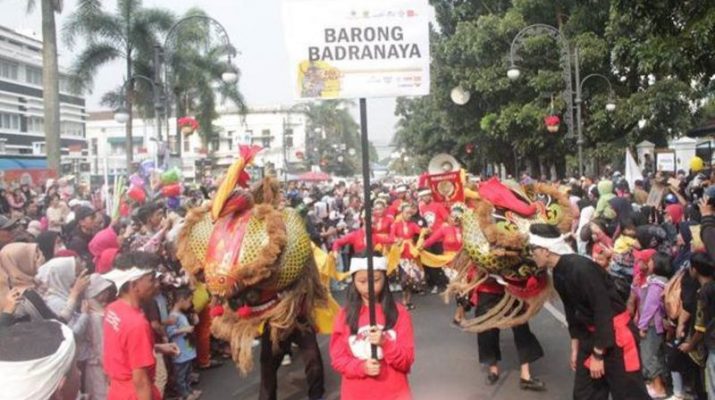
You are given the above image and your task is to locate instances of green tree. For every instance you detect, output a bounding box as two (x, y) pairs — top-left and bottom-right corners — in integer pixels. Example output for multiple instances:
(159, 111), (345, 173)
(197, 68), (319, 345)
(304, 100), (370, 176)
(394, 0), (710, 178)
(63, 0), (174, 172)
(25, 0), (62, 173)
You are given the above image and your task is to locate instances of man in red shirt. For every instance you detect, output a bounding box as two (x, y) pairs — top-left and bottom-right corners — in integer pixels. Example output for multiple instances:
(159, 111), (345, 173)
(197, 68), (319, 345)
(103, 261), (178, 400)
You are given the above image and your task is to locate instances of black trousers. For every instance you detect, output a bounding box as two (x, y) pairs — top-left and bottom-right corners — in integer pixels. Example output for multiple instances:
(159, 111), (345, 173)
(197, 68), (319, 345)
(475, 292), (544, 366)
(259, 324), (325, 400)
(572, 328), (650, 400)
(424, 243), (448, 290)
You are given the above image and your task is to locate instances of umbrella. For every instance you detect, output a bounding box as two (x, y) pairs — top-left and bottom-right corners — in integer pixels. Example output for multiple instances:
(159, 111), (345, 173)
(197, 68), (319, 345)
(297, 171), (331, 182)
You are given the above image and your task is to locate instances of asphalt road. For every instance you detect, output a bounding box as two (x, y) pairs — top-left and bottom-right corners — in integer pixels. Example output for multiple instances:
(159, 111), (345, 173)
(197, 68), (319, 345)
(196, 292), (574, 400)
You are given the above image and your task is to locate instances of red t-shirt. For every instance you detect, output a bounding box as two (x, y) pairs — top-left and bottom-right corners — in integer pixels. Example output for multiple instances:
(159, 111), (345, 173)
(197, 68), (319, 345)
(419, 201), (449, 230)
(103, 299), (160, 400)
(329, 304), (414, 400)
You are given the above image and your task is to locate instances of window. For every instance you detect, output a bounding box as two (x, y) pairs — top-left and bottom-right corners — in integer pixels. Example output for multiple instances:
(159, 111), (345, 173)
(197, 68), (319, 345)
(261, 138), (271, 148)
(0, 113), (20, 130)
(228, 138), (233, 151)
(26, 66), (42, 85)
(262, 129), (270, 136)
(285, 128), (293, 148)
(0, 58), (18, 80)
(27, 116), (43, 133)
(211, 138), (220, 151)
(60, 122), (84, 137)
(91, 138), (98, 156)
(59, 77), (80, 95)
(183, 138), (190, 152)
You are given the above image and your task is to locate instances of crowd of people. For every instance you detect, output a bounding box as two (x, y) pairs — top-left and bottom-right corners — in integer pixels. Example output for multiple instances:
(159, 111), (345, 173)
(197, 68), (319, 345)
(1, 154), (715, 400)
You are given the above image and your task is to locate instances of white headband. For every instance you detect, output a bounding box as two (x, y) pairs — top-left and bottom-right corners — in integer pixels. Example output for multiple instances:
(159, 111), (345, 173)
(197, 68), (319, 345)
(350, 257), (387, 275)
(528, 233), (574, 255)
(0, 322), (76, 400)
(418, 190), (432, 197)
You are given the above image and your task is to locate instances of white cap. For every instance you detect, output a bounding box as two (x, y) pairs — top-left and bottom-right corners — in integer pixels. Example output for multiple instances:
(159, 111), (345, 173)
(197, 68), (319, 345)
(349, 257), (387, 275)
(395, 185), (407, 193)
(68, 199), (80, 207)
(418, 189), (432, 197)
(103, 267), (154, 290)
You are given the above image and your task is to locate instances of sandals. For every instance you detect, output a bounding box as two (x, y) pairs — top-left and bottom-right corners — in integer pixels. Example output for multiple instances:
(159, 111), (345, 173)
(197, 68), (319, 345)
(405, 303), (416, 311)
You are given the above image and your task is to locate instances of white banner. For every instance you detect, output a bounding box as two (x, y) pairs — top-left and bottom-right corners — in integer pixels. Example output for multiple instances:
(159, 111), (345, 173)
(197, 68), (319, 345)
(282, 0), (431, 99)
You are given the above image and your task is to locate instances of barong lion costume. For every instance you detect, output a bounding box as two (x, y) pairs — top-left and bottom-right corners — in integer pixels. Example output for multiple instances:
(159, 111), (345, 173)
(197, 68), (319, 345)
(177, 146), (330, 373)
(430, 159), (573, 332)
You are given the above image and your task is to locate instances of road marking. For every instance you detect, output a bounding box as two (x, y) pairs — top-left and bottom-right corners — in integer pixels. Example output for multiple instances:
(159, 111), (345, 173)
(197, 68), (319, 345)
(544, 301), (567, 327)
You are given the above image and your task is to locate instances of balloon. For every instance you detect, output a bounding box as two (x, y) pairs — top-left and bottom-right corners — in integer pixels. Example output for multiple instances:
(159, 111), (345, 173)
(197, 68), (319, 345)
(160, 168), (181, 185)
(167, 196), (180, 209)
(130, 175), (145, 188)
(127, 186), (146, 203)
(161, 183), (182, 198)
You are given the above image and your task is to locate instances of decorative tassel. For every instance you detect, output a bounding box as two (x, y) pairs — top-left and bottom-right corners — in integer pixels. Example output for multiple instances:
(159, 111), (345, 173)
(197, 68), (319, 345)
(237, 305), (252, 319)
(209, 305), (225, 318)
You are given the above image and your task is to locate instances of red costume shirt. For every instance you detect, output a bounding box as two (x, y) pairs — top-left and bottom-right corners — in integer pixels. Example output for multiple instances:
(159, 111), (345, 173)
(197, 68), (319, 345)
(386, 198), (405, 218)
(103, 299), (160, 400)
(422, 225), (463, 252)
(332, 228), (393, 253)
(419, 201), (449, 230)
(390, 221), (422, 259)
(330, 304), (414, 400)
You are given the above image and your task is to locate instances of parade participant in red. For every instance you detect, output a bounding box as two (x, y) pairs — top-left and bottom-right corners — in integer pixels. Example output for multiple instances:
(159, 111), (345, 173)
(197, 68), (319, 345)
(332, 216), (394, 256)
(389, 204), (425, 310)
(386, 185), (409, 218)
(528, 223), (649, 399)
(417, 188), (449, 231)
(330, 257), (415, 400)
(422, 205), (463, 253)
(373, 199), (394, 245)
(102, 260), (179, 400)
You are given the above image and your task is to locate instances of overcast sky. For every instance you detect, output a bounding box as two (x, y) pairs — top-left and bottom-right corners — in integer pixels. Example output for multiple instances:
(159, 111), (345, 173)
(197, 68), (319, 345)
(0, 0), (414, 147)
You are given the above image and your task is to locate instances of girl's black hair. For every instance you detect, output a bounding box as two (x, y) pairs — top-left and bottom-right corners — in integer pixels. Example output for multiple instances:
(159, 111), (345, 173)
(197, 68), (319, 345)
(344, 270), (398, 335)
(652, 252), (673, 278)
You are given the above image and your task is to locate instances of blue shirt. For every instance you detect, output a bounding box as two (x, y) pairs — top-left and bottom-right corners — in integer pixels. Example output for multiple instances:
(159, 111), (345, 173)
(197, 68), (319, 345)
(166, 311), (196, 364)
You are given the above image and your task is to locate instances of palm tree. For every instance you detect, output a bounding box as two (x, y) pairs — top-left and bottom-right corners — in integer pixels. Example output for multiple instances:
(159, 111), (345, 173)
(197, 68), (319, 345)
(305, 101), (363, 175)
(25, 0), (62, 173)
(63, 0), (174, 172)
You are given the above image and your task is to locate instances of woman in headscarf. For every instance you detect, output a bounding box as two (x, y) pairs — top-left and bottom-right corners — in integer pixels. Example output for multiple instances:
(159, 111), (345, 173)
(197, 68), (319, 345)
(0, 242), (57, 324)
(88, 224), (119, 269)
(36, 256), (91, 331)
(36, 230), (63, 262)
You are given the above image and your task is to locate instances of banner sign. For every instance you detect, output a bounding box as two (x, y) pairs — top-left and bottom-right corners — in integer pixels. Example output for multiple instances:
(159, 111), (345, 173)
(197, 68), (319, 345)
(656, 151), (676, 173)
(426, 171), (464, 204)
(283, 0), (431, 99)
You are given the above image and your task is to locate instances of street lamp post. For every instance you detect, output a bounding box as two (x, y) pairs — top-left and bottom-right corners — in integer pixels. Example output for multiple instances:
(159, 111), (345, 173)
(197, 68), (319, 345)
(154, 15), (239, 175)
(114, 74), (164, 171)
(507, 24), (616, 177)
(575, 67), (617, 177)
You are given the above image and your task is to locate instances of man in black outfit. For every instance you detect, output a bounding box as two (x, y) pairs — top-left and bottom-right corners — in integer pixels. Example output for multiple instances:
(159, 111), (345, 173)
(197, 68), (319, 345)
(528, 223), (649, 400)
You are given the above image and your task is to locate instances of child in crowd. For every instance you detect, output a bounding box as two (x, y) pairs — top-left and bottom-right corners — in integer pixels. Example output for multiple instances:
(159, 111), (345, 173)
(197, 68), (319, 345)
(609, 220), (641, 301)
(637, 253), (672, 399)
(167, 288), (201, 400)
(329, 257), (415, 400)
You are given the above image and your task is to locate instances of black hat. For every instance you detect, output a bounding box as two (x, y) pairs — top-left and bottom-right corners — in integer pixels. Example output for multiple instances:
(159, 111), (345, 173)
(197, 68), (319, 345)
(0, 215), (17, 230)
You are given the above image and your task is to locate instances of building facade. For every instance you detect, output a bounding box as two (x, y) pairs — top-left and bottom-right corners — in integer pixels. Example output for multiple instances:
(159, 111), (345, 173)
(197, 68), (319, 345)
(0, 26), (87, 175)
(86, 104), (308, 182)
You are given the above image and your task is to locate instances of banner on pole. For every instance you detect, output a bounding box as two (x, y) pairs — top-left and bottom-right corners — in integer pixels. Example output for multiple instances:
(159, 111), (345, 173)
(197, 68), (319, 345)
(282, 0), (431, 99)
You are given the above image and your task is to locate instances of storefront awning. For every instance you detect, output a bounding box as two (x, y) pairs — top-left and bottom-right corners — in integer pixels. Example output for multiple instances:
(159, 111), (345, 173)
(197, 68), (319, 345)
(107, 137), (144, 145)
(0, 158), (48, 170)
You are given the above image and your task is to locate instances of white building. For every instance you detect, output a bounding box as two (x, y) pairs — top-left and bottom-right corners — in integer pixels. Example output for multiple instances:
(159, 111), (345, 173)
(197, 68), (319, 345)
(86, 104), (308, 181)
(0, 26), (87, 173)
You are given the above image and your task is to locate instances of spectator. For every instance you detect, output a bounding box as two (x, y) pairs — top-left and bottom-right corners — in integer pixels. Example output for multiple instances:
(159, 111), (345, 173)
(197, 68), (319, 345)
(0, 320), (81, 400)
(67, 206), (97, 269)
(85, 273), (116, 400)
(167, 288), (202, 400)
(0, 214), (18, 250)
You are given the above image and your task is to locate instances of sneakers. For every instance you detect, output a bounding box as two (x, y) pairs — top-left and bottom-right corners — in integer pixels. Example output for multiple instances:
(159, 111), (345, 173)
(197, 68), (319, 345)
(281, 354), (292, 366)
(520, 378), (546, 392)
(430, 286), (439, 294)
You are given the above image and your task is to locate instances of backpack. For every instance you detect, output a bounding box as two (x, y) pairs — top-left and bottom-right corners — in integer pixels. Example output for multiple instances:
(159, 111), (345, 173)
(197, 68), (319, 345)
(663, 268), (684, 320)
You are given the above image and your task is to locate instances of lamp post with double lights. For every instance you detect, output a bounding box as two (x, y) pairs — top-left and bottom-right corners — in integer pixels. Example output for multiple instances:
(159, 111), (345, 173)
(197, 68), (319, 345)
(153, 15), (238, 173)
(507, 24), (616, 176)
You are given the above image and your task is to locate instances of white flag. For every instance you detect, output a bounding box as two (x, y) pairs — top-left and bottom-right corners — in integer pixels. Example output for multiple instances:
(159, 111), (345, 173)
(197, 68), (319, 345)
(625, 148), (643, 190)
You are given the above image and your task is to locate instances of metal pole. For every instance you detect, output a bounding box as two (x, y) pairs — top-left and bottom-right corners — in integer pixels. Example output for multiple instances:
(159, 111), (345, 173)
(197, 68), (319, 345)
(574, 47), (583, 177)
(359, 98), (377, 359)
(283, 115), (288, 186)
